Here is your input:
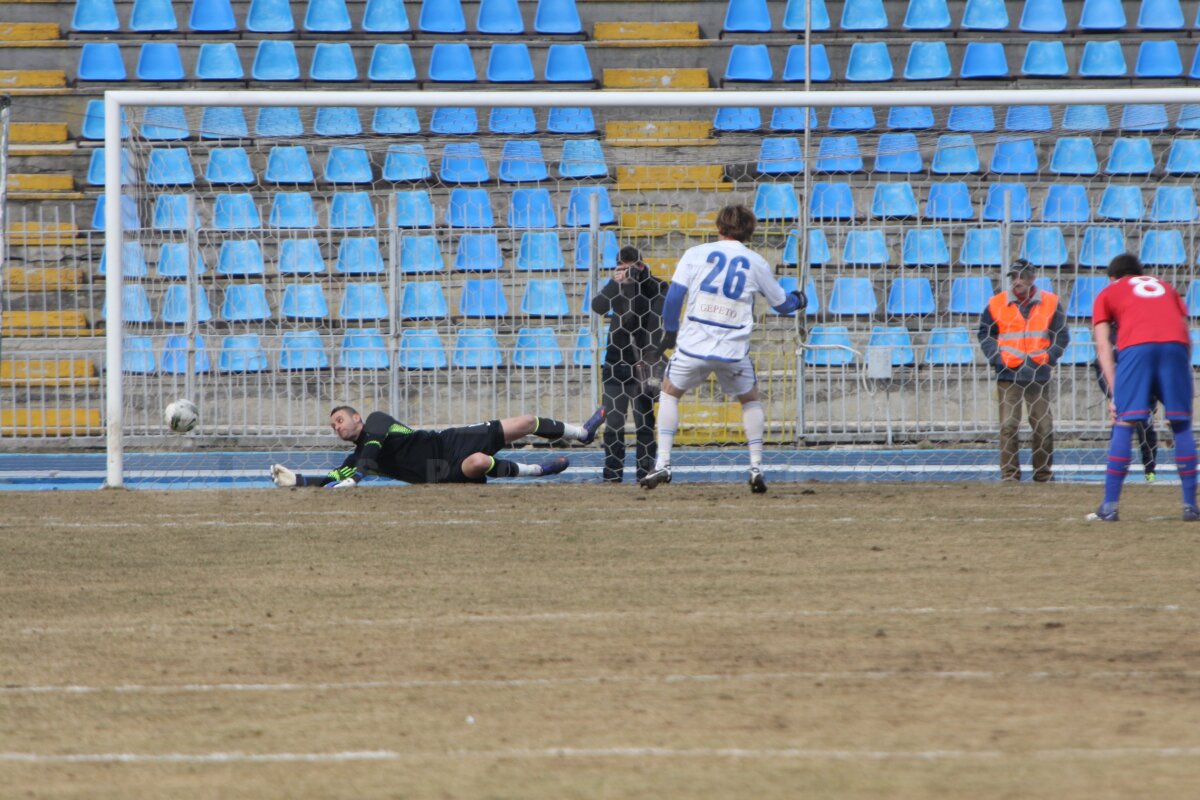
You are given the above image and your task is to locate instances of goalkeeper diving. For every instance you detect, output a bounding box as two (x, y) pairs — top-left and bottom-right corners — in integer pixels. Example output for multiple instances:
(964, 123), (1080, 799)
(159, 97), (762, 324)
(271, 405), (605, 488)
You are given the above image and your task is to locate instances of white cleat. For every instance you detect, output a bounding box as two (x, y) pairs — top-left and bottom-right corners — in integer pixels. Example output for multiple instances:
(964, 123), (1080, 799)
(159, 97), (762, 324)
(639, 467), (672, 490)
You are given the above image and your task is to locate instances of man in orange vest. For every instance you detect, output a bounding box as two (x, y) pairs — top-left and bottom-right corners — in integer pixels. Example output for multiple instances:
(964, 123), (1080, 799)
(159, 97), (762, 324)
(976, 259), (1070, 482)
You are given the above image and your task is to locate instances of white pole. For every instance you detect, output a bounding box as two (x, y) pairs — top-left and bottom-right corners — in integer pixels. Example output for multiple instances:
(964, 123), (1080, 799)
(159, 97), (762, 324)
(103, 93), (124, 488)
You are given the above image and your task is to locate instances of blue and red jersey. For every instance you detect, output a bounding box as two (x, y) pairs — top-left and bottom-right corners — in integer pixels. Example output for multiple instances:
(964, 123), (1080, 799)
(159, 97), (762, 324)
(1092, 275), (1189, 350)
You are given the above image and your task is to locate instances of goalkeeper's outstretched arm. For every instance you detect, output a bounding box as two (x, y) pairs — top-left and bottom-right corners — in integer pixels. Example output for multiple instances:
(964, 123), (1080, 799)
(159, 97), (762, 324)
(270, 457), (358, 488)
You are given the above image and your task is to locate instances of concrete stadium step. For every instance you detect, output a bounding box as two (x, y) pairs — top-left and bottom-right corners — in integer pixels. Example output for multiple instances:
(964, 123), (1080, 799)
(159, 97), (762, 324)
(603, 67), (709, 89)
(11, 121), (69, 144)
(0, 68), (68, 96)
(0, 22), (60, 42)
(4, 266), (87, 291)
(7, 172), (83, 200)
(593, 21), (701, 42)
(606, 120), (714, 146)
(643, 257), (675, 280)
(0, 358), (98, 388)
(620, 209), (717, 237)
(669, 402), (743, 446)
(0, 407), (103, 437)
(1, 310), (99, 338)
(7, 221), (86, 245)
(616, 165), (731, 191)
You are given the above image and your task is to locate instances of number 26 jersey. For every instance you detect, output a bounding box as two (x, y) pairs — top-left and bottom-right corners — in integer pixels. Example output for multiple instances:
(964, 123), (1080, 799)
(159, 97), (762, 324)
(1093, 275), (1189, 350)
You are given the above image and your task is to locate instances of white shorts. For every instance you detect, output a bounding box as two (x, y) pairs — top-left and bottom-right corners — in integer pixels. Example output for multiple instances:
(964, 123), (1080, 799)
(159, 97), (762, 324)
(664, 352), (757, 397)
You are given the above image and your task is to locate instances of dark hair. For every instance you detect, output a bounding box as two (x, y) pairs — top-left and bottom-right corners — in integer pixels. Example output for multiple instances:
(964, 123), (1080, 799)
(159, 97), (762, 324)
(618, 245), (641, 264)
(1107, 253), (1144, 280)
(329, 405), (359, 418)
(715, 204), (757, 242)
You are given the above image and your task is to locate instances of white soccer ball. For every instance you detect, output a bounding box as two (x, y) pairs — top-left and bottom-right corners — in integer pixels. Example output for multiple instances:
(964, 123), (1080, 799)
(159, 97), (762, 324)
(165, 399), (199, 434)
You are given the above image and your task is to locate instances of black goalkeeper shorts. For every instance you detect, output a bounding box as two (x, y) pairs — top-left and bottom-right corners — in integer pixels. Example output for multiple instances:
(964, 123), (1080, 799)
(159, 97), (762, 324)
(437, 419), (506, 483)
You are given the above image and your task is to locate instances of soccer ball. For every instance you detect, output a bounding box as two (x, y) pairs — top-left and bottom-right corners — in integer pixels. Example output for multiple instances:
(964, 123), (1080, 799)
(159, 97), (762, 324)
(165, 399), (199, 434)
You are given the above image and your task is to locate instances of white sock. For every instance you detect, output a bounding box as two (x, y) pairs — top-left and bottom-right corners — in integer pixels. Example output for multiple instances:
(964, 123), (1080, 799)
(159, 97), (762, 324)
(518, 463), (541, 477)
(562, 423), (585, 440)
(655, 393), (679, 470)
(743, 401), (764, 469)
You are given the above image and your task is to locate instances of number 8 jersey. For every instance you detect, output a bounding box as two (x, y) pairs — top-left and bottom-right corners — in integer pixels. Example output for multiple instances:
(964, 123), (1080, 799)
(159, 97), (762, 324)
(671, 239), (788, 362)
(1093, 275), (1189, 350)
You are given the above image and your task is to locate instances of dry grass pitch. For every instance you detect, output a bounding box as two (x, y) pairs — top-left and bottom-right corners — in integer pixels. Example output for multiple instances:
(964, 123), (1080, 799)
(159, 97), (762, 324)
(2, 482), (1199, 798)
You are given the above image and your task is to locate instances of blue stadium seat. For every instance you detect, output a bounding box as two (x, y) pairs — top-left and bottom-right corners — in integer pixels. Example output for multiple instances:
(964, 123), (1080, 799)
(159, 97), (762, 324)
(339, 283), (388, 320)
(430, 107), (478, 135)
(1120, 104), (1167, 131)
(216, 240), (265, 275)
(1166, 139), (1200, 174)
(770, 106), (818, 131)
(400, 282), (449, 320)
(1021, 41), (1068, 77)
(380, 144), (428, 182)
(960, 42), (1008, 78)
(1061, 104), (1109, 130)
(782, 45), (831, 82)
(508, 187), (555, 228)
(886, 278), (934, 315)
(146, 148), (195, 186)
(1005, 105), (1053, 131)
(1041, 183), (1091, 222)
(314, 107), (362, 137)
(452, 328), (503, 368)
(925, 182), (975, 219)
(534, 0), (582, 33)
(460, 278), (509, 317)
(1020, 0), (1066, 30)
(521, 279), (570, 316)
(269, 192), (317, 228)
(152, 195), (191, 231)
(487, 42), (534, 82)
(784, 0), (830, 28)
(478, 0), (524, 32)
(753, 183), (800, 220)
(364, 0), (408, 30)
(190, 0), (236, 30)
(828, 106), (875, 131)
(990, 138), (1037, 174)
(397, 329), (447, 369)
(82, 101), (128, 141)
(1079, 226), (1125, 268)
(429, 43), (476, 82)
(904, 41), (951, 80)
(142, 107), (189, 141)
(78, 42), (126, 81)
(156, 243), (206, 277)
(86, 147), (133, 187)
(870, 182), (917, 218)
(1067, 276), (1108, 317)
(335, 236), (384, 273)
(1106, 137), (1155, 175)
(212, 193), (260, 230)
(1079, 40), (1127, 77)
(279, 238), (326, 273)
(887, 106), (934, 129)
(439, 142), (490, 183)
(486, 107), (536, 134)
(1136, 41), (1182, 76)
(310, 42), (357, 81)
(367, 43), (416, 82)
(219, 335), (268, 373)
(828, 276), (878, 314)
(947, 105), (995, 132)
(845, 42), (893, 81)
(98, 241), (149, 277)
(91, 195), (140, 231)
(421, 0), (466, 32)
(867, 326), (916, 365)
(757, 137), (803, 174)
(1097, 184), (1143, 220)
(221, 284), (271, 322)
(517, 232), (564, 270)
(329, 191), (375, 228)
(195, 42), (243, 80)
(1021, 226), (1069, 267)
(1150, 185), (1197, 222)
(265, 146), (314, 183)
(815, 136), (863, 172)
(200, 107), (248, 139)
(772, 275), (821, 316)
(325, 146), (373, 184)
(339, 328), (388, 370)
(1139, 0), (1183, 28)
(1186, 281), (1200, 316)
(305, 0), (351, 31)
(874, 132), (923, 172)
(161, 335), (212, 374)
(161, 285), (213, 324)
(278, 330), (330, 371)
(122, 337), (155, 374)
(544, 43), (593, 82)
(256, 107), (304, 137)
(1079, 0), (1125, 28)
(924, 327), (975, 365)
(783, 229), (831, 268)
(514, 327), (564, 367)
(725, 44), (773, 82)
(948, 276), (993, 313)
(394, 190), (435, 227)
(959, 227), (1003, 266)
(373, 107), (421, 135)
(1059, 327), (1096, 365)
(810, 182), (855, 220)
(497, 140), (549, 182)
(903, 0), (950, 29)
(574, 230), (618, 270)
(571, 327), (595, 367)
(842, 0), (888, 29)
(547, 107), (595, 133)
(248, 0), (295, 31)
(565, 186), (615, 226)
(73, 0), (119, 31)
(1140, 230), (1187, 266)
(281, 284), (330, 320)
(724, 0), (771, 31)
(399, 235), (445, 273)
(454, 233), (503, 271)
(805, 326), (855, 365)
(844, 229), (889, 266)
(253, 41), (301, 81)
(901, 228), (949, 265)
(962, 0), (1008, 28)
(932, 134), (980, 173)
(1050, 137), (1099, 175)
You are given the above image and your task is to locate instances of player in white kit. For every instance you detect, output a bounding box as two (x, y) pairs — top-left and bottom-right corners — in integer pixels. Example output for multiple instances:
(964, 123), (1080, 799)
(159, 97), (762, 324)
(639, 205), (806, 493)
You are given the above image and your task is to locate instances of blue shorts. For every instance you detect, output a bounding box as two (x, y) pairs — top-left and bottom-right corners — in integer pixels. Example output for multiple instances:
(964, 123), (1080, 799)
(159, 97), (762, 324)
(1113, 342), (1193, 423)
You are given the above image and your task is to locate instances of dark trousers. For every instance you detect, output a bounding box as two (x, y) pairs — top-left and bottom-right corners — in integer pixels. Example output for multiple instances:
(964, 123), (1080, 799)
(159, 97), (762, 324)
(998, 379), (1054, 481)
(601, 363), (656, 482)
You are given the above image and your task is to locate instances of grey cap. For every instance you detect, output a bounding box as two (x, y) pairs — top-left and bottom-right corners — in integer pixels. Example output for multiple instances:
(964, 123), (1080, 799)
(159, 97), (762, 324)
(1006, 258), (1037, 277)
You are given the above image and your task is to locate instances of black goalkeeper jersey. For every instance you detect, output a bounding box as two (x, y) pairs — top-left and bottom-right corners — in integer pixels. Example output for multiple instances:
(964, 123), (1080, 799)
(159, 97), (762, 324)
(329, 411), (446, 485)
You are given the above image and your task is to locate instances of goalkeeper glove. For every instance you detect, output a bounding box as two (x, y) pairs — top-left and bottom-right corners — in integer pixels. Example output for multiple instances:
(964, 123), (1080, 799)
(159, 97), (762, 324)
(327, 471), (364, 489)
(270, 464), (297, 488)
(658, 329), (678, 352)
(790, 289), (808, 311)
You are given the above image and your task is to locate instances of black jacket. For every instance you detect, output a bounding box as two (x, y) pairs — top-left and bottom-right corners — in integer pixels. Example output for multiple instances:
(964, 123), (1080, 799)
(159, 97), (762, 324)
(976, 286), (1070, 384)
(590, 269), (667, 367)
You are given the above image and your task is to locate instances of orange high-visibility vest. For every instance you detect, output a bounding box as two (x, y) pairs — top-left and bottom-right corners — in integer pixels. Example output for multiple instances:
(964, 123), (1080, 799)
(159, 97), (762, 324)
(987, 291), (1059, 368)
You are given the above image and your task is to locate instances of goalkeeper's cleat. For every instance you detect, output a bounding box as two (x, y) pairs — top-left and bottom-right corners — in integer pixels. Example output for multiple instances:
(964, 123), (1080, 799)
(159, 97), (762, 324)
(748, 467), (768, 494)
(1183, 504), (1200, 522)
(639, 466), (672, 490)
(1085, 502), (1120, 523)
(1145, 471), (1157, 482)
(579, 406), (605, 445)
(536, 456), (570, 477)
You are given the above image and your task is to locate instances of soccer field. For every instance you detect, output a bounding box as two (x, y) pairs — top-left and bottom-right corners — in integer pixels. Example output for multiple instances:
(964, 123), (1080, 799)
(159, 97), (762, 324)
(2, 483), (1198, 799)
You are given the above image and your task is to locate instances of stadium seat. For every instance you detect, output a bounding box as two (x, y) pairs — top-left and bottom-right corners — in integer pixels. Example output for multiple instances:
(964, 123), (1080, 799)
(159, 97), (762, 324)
(783, 229), (831, 268)
(216, 240), (265, 276)
(552, 139), (603, 179)
(1021, 41), (1068, 77)
(278, 330), (330, 371)
(1078, 226), (1125, 268)
(142, 106), (189, 141)
(724, 0), (771, 30)
(521, 279), (570, 317)
(325, 146), (373, 184)
(1080, 0), (1125, 28)
(886, 278), (934, 316)
(574, 230), (618, 271)
(873, 132), (923, 172)
(904, 41), (951, 80)
(948, 276), (993, 313)
(78, 42), (126, 81)
(339, 328), (389, 370)
(339, 283), (388, 320)
(1020, 226), (1069, 267)
(1140, 230), (1187, 266)
(725, 44), (773, 82)
(269, 191), (318, 229)
(305, 0), (351, 30)
(394, 190), (436, 227)
(1097, 184), (1144, 220)
(439, 142), (490, 183)
(212, 193), (260, 230)
(1150, 185), (1197, 222)
(190, 0), (236, 30)
(1005, 105), (1053, 131)
(156, 243), (206, 277)
(1059, 327), (1096, 365)
(901, 228), (949, 266)
(517, 232), (564, 271)
(86, 147), (133, 187)
(281, 284), (330, 320)
(570, 327), (595, 367)
(256, 107), (304, 137)
(221, 284), (271, 322)
(1061, 104), (1109, 130)
(487, 42), (535, 82)
(783, 0), (830, 28)
(782, 45), (832, 82)
(989, 138), (1038, 174)
(815, 136), (863, 172)
(1187, 281), (1200, 316)
(397, 329), (447, 370)
(828, 276), (878, 315)
(547, 107), (595, 134)
(400, 282), (449, 320)
(373, 107), (421, 135)
(1106, 138), (1155, 175)
(1136, 41), (1182, 76)
(265, 146), (314, 184)
(161, 285), (213, 324)
(366, 44), (416, 82)
(842, 0), (887, 28)
(314, 107), (362, 137)
(379, 144), (428, 182)
(1042, 183), (1091, 222)
(867, 326), (916, 365)
(1079, 40), (1127, 77)
(904, 0), (950, 28)
(513, 327), (563, 367)
(329, 192), (376, 228)
(91, 195), (140, 231)
(1050, 138), (1099, 175)
(534, 0), (582, 33)
(98, 241), (149, 277)
(1191, 331), (1200, 366)
(198, 107), (248, 139)
(1165, 140), (1200, 174)
(828, 107), (875, 131)
(959, 227), (1003, 266)
(248, 0), (295, 31)
(804, 326), (855, 366)
(925, 182), (974, 220)
(362, 0), (410, 30)
(160, 335), (212, 374)
(455, 233), (503, 271)
(500, 140), (550, 182)
(932, 134), (980, 174)
(758, 138), (804, 174)
(887, 106), (934, 129)
(960, 42), (1008, 78)
(1120, 104), (1168, 131)
(195, 42), (243, 80)
(335, 237), (384, 274)
(399, 235), (445, 273)
(544, 43), (593, 82)
(962, 0), (1008, 28)
(871, 182), (917, 218)
(490, 107), (536, 134)
(421, 0), (466, 32)
(253, 41), (301, 81)
(122, 337), (156, 374)
(810, 182), (855, 220)
(1138, 0), (1183, 28)
(845, 42), (893, 81)
(770, 107), (818, 131)
(430, 107), (478, 135)
(508, 187), (555, 229)
(753, 183), (800, 220)
(924, 326), (975, 365)
(146, 148), (195, 186)
(565, 187), (615, 226)
(1020, 0), (1067, 31)
(73, 0), (119, 31)
(152, 195), (191, 231)
(218, 335), (269, 374)
(843, 229), (889, 266)
(452, 328), (503, 368)
(82, 100), (127, 141)
(1067, 276), (1107, 317)
(310, 42), (357, 81)
(278, 238), (326, 274)
(459, 278), (509, 317)
(429, 43), (477, 82)
(947, 105), (995, 132)
(478, 0), (524, 32)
